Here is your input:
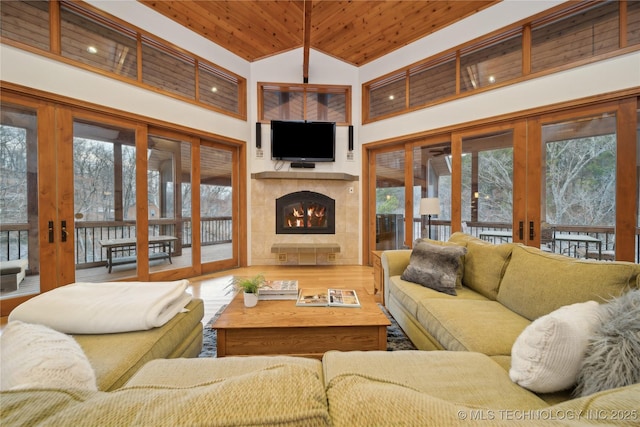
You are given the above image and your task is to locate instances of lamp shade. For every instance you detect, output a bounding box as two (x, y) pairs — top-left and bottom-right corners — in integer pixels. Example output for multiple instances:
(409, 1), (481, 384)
(419, 198), (440, 216)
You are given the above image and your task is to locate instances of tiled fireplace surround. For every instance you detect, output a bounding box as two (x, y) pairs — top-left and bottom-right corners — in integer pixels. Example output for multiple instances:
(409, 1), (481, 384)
(251, 173), (359, 265)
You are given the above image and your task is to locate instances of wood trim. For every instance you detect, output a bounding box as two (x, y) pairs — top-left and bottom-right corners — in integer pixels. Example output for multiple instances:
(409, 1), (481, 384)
(615, 97), (637, 262)
(1, 82), (243, 147)
(134, 124), (150, 281)
(450, 133), (463, 233)
(302, 0), (312, 82)
(38, 103), (59, 294)
(55, 108), (76, 285)
(620, 0), (628, 48)
(238, 141), (248, 267)
(512, 120), (528, 244)
(522, 24), (531, 75)
(525, 117), (543, 246)
(50, 0), (61, 54)
(403, 144), (413, 247)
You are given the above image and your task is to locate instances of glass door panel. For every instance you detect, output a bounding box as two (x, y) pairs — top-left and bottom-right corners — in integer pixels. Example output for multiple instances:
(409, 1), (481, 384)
(412, 142), (451, 241)
(461, 131), (514, 242)
(0, 105), (41, 299)
(147, 134), (192, 274)
(200, 144), (233, 264)
(375, 149), (405, 250)
(541, 113), (616, 259)
(73, 120), (137, 280)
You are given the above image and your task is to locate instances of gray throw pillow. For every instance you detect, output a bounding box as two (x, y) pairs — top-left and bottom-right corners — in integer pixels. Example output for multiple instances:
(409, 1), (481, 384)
(574, 289), (640, 397)
(401, 241), (467, 296)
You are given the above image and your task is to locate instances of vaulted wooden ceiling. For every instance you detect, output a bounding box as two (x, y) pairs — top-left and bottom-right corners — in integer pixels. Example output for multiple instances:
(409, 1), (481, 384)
(138, 1), (500, 67)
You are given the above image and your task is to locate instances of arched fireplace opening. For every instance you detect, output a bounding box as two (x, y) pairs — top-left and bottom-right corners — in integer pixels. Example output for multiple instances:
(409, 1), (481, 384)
(276, 191), (335, 234)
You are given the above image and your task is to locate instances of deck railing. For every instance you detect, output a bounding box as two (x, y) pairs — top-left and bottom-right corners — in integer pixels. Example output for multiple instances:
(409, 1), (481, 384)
(0, 217), (233, 268)
(0, 218), (636, 267)
(410, 219), (623, 258)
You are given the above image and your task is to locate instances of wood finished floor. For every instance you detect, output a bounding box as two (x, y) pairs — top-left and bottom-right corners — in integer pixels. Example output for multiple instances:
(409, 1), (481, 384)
(1, 265), (377, 328)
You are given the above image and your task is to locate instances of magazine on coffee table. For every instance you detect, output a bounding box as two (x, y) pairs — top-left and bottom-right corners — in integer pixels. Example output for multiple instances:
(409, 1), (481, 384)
(259, 280), (298, 300)
(296, 288), (361, 307)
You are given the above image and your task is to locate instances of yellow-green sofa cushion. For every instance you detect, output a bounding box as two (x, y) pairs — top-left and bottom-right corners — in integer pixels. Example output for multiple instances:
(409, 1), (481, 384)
(388, 275), (488, 318)
(497, 245), (640, 321)
(461, 239), (514, 299)
(323, 350), (547, 409)
(1, 363), (331, 427)
(73, 298), (204, 391)
(448, 232), (515, 299)
(416, 299), (531, 355)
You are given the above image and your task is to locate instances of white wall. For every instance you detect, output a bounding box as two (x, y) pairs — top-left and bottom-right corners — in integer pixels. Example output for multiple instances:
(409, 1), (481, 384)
(248, 48), (360, 176)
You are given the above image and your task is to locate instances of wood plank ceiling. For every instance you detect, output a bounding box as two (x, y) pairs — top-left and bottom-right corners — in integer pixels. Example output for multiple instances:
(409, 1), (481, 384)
(138, 0), (500, 67)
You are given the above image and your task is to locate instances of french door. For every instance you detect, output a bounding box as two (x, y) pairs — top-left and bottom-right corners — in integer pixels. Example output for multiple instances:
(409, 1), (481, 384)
(526, 100), (637, 262)
(0, 96), (57, 314)
(1, 92), (244, 316)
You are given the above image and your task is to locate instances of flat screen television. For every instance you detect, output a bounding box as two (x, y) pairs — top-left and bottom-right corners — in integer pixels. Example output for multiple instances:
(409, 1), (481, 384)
(271, 120), (336, 162)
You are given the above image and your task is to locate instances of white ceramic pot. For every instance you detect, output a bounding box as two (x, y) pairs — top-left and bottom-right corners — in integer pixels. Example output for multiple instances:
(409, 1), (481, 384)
(243, 292), (258, 307)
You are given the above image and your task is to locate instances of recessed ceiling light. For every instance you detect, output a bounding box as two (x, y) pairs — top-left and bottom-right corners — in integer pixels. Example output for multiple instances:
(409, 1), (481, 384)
(211, 87), (218, 92)
(488, 75), (496, 84)
(87, 46), (98, 54)
(389, 95), (394, 100)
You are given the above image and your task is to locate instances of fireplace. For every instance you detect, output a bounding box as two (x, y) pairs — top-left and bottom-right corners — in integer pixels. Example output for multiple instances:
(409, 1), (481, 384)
(276, 191), (335, 234)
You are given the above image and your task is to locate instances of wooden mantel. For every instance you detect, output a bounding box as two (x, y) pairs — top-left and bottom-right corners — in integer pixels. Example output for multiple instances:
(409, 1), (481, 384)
(251, 172), (358, 181)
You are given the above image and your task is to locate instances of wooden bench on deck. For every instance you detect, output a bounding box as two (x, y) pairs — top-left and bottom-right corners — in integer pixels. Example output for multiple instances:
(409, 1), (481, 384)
(99, 236), (177, 273)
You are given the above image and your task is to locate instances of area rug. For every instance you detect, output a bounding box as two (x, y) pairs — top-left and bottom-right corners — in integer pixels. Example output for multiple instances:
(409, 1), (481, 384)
(199, 303), (416, 358)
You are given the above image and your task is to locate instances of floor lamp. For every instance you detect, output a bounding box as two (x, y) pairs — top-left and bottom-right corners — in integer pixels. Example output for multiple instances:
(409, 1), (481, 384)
(420, 198), (440, 239)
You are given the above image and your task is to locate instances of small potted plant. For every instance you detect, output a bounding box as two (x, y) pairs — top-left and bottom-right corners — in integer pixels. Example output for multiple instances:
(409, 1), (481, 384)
(227, 274), (265, 307)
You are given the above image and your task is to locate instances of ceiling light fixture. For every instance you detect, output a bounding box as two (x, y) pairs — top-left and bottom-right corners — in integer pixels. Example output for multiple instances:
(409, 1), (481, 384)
(389, 95), (395, 100)
(211, 87), (218, 92)
(87, 46), (98, 54)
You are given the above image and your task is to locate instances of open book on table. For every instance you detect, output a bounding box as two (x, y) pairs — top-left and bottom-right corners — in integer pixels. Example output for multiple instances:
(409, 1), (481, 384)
(296, 288), (361, 307)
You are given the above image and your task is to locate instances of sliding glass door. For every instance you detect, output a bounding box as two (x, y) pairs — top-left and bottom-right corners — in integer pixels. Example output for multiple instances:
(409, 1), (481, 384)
(199, 142), (235, 266)
(373, 148), (406, 250)
(72, 119), (138, 280)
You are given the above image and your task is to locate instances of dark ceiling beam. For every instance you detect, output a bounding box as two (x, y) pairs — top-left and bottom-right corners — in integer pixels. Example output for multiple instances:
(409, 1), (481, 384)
(302, 0), (312, 83)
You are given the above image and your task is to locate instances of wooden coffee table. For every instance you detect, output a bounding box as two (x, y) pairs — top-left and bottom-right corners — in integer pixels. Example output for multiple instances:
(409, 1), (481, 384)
(212, 287), (391, 359)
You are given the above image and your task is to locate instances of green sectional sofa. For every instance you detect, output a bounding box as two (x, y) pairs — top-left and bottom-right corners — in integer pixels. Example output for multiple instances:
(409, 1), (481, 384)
(2, 238), (639, 425)
(2, 352), (638, 426)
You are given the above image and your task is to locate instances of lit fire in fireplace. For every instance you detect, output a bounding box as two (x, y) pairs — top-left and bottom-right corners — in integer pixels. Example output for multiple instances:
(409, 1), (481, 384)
(276, 191), (335, 234)
(285, 203), (327, 228)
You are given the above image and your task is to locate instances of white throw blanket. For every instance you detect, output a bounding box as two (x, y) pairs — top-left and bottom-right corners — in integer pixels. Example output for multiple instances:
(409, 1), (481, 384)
(8, 280), (192, 334)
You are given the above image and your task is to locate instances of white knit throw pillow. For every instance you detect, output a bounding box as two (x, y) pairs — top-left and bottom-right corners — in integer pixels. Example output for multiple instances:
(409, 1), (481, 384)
(509, 301), (605, 393)
(0, 321), (97, 391)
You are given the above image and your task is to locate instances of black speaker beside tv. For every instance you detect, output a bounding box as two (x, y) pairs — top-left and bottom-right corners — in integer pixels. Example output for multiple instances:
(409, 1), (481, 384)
(271, 120), (335, 163)
(256, 122), (262, 149)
